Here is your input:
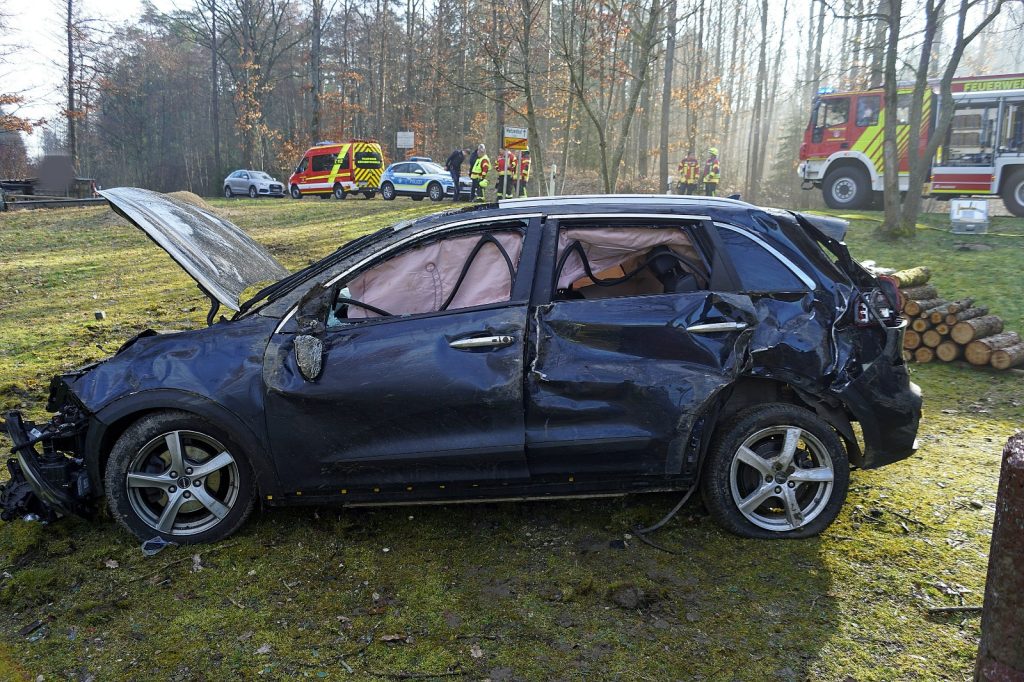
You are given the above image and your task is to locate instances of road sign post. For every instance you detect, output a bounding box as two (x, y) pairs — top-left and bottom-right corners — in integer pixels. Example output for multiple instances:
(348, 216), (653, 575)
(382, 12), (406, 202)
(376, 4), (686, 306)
(503, 126), (528, 199)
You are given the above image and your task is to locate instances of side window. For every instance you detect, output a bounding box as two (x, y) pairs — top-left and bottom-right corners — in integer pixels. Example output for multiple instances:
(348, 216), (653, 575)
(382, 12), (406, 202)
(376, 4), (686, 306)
(896, 93), (913, 124)
(822, 98), (849, 127)
(327, 222), (528, 326)
(552, 224), (709, 301)
(337, 152), (350, 170)
(392, 163), (411, 174)
(296, 158), (309, 173)
(311, 153), (336, 172)
(714, 225), (808, 292)
(856, 96), (880, 127)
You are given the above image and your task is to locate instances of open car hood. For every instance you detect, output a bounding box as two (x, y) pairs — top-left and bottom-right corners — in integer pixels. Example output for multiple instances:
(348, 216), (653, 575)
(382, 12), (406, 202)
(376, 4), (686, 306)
(101, 187), (290, 311)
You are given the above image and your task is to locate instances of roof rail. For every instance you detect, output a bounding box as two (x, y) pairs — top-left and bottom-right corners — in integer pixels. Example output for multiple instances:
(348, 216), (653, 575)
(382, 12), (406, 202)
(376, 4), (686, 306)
(498, 193), (757, 209)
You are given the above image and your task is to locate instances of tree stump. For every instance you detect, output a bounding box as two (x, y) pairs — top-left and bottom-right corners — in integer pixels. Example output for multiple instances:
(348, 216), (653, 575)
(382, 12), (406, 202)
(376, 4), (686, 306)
(936, 341), (962, 362)
(966, 333), (1023, 367)
(975, 434), (1024, 681)
(991, 344), (1024, 371)
(952, 315), (1005, 345)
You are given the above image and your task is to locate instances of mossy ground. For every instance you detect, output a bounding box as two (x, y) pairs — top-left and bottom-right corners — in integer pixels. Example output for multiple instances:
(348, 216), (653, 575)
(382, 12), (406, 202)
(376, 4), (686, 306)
(0, 198), (1021, 680)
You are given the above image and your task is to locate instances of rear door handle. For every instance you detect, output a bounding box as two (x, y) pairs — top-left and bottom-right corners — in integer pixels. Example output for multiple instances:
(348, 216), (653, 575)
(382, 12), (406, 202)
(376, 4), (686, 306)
(686, 321), (748, 333)
(449, 335), (515, 350)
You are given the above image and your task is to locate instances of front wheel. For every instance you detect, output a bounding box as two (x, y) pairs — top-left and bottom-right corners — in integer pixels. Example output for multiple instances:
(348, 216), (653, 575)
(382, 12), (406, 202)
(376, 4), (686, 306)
(701, 403), (849, 539)
(290, 185), (302, 200)
(381, 182), (396, 201)
(224, 186), (233, 198)
(105, 411), (256, 544)
(823, 166), (871, 210)
(248, 186), (258, 199)
(1001, 168), (1024, 217)
(428, 182), (444, 202)
(333, 183), (346, 200)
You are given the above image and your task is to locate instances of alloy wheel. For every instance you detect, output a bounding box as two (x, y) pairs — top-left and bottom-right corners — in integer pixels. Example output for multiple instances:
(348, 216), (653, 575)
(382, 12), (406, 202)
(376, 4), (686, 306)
(728, 426), (835, 532)
(126, 430), (240, 536)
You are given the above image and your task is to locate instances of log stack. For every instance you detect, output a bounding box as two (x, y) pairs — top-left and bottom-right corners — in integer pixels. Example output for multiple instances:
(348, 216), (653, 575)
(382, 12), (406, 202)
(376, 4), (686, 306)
(893, 267), (1023, 371)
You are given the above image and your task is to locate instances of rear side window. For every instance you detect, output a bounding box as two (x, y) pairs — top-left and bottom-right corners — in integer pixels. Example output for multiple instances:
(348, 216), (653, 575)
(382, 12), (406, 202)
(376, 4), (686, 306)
(311, 153), (336, 172)
(714, 226), (808, 292)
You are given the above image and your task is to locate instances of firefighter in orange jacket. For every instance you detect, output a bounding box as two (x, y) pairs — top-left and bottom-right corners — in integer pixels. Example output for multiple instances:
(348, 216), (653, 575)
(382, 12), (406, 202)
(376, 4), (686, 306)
(515, 150), (531, 196)
(677, 152), (700, 195)
(470, 144), (490, 202)
(702, 147), (721, 196)
(495, 148), (508, 199)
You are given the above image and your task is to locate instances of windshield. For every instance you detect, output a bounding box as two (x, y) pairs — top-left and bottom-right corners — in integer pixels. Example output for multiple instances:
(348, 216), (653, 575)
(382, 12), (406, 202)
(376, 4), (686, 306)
(422, 162), (446, 174)
(253, 172), (273, 180)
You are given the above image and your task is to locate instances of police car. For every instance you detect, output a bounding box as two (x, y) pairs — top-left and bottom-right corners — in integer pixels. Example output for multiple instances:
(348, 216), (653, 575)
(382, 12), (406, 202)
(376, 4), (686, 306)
(380, 160), (471, 201)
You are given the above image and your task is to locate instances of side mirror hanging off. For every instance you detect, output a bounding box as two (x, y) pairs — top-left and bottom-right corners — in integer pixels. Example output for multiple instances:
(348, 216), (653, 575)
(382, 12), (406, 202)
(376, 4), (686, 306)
(294, 317), (325, 381)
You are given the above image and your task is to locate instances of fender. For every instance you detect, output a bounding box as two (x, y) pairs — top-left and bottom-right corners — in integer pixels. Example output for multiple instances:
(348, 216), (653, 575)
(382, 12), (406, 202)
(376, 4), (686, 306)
(83, 389), (282, 498)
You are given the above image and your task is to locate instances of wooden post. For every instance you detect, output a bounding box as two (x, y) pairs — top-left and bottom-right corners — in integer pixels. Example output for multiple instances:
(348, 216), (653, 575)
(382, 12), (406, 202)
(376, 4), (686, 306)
(975, 433), (1024, 681)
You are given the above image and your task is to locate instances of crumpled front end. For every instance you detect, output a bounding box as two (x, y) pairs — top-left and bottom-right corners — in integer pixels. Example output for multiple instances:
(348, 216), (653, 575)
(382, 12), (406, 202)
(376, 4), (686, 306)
(0, 376), (95, 522)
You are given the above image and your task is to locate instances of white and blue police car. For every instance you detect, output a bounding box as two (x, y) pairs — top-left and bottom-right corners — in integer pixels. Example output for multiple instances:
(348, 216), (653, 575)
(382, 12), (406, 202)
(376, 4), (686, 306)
(380, 159), (471, 201)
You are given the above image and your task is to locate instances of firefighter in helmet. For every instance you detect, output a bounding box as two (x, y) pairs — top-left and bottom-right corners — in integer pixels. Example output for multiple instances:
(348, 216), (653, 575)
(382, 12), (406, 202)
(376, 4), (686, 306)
(470, 144), (490, 202)
(677, 152), (700, 195)
(702, 147), (721, 197)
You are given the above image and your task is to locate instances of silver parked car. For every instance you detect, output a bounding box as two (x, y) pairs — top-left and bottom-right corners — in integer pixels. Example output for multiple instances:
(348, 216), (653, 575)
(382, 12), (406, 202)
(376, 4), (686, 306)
(223, 170), (285, 198)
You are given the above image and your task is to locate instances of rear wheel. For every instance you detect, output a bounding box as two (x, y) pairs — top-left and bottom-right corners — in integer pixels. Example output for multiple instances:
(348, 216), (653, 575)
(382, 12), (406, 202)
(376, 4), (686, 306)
(1001, 168), (1024, 217)
(105, 411), (256, 544)
(333, 183), (346, 200)
(428, 182), (444, 202)
(362, 191), (376, 199)
(381, 182), (396, 201)
(701, 404), (849, 539)
(290, 185), (302, 200)
(823, 166), (871, 210)
(224, 186), (233, 198)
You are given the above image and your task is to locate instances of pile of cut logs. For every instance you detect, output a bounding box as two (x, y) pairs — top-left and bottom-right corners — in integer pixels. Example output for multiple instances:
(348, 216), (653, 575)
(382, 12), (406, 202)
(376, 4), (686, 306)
(894, 267), (1024, 369)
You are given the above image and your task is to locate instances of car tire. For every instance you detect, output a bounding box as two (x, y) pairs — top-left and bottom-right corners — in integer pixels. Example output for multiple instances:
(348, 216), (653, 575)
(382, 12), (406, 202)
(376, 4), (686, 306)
(381, 182), (396, 201)
(823, 166), (871, 210)
(224, 186), (233, 198)
(362, 191), (376, 199)
(105, 410), (256, 544)
(333, 183), (346, 200)
(291, 185), (302, 200)
(411, 194), (424, 202)
(700, 403), (849, 539)
(428, 182), (444, 202)
(248, 186), (258, 199)
(1000, 168), (1024, 217)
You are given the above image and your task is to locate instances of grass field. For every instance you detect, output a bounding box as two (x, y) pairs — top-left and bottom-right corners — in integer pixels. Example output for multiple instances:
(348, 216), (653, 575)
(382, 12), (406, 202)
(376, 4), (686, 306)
(1, 197), (1022, 681)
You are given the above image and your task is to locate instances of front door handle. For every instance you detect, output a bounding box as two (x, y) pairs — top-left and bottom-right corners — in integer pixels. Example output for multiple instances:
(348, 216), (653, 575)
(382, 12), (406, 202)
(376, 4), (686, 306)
(686, 321), (748, 334)
(449, 335), (515, 350)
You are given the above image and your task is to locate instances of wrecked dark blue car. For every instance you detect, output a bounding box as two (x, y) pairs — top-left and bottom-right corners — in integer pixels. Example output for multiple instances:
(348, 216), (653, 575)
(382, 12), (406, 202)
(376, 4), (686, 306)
(1, 189), (921, 543)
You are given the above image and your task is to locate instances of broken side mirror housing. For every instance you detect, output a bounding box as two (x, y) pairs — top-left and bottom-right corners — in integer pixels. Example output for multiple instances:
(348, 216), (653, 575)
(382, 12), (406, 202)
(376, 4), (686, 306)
(294, 331), (324, 382)
(293, 285), (332, 382)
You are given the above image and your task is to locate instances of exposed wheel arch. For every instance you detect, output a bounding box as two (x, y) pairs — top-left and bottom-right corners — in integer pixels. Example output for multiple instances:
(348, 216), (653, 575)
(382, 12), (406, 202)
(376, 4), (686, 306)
(85, 390), (278, 498)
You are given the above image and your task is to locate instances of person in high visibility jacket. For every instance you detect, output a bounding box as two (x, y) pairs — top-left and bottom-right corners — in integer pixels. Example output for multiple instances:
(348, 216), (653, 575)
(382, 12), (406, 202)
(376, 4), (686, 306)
(677, 152), (700, 195)
(470, 144), (490, 202)
(516, 150), (530, 197)
(702, 147), (721, 197)
(503, 150), (517, 199)
(496, 148), (515, 199)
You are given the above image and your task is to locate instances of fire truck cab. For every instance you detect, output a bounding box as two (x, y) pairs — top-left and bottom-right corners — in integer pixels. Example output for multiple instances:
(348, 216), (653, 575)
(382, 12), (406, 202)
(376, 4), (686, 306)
(288, 140), (385, 200)
(798, 74), (1024, 216)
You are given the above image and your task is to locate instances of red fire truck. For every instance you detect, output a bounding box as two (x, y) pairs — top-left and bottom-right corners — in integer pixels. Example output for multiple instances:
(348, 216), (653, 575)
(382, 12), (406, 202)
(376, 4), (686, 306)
(798, 73), (1024, 216)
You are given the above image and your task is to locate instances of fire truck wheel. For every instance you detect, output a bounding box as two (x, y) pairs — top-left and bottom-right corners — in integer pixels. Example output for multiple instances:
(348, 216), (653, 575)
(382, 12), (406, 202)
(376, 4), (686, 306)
(290, 185), (302, 200)
(333, 184), (347, 200)
(1001, 168), (1024, 217)
(823, 166), (870, 210)
(362, 191), (376, 199)
(223, 186), (233, 198)
(381, 182), (396, 201)
(248, 186), (258, 199)
(428, 182), (444, 202)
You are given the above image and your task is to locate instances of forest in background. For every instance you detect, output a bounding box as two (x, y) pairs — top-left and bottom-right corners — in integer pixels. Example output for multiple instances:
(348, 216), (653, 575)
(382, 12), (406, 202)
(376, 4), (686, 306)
(1, 0), (1024, 203)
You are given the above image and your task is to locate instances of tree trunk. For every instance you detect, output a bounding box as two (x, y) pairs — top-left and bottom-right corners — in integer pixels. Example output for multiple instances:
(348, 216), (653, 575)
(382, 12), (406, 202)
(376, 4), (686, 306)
(745, 0), (768, 202)
(901, 283), (938, 301)
(66, 0), (77, 169)
(914, 346), (935, 363)
(903, 329), (922, 350)
(991, 344), (1024, 370)
(311, 0), (323, 142)
(922, 329), (944, 348)
(211, 0), (221, 192)
(658, 0), (677, 192)
(936, 341), (962, 362)
(951, 315), (1005, 344)
(946, 306), (990, 325)
(890, 266), (931, 287)
(879, 0), (906, 238)
(966, 332), (1022, 366)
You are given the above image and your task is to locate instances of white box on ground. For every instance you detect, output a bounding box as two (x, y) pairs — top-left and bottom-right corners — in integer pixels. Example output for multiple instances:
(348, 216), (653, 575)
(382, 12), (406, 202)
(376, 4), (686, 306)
(950, 199), (989, 234)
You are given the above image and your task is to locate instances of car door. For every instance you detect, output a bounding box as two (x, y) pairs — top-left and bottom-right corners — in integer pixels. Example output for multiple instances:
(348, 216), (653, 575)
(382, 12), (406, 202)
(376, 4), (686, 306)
(262, 216), (542, 493)
(234, 172), (249, 194)
(525, 216), (757, 480)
